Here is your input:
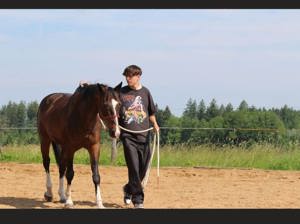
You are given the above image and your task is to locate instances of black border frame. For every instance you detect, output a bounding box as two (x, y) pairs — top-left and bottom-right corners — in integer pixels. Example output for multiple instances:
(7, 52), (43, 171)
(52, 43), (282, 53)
(2, 208), (300, 224)
(0, 0), (300, 9)
(1, 1), (300, 224)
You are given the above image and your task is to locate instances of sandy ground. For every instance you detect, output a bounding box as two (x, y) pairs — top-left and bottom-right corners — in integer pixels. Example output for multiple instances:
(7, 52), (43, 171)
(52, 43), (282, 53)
(1, 162), (300, 208)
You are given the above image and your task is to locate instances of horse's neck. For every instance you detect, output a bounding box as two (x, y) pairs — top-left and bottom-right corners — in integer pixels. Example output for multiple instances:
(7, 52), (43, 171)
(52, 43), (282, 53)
(68, 90), (100, 132)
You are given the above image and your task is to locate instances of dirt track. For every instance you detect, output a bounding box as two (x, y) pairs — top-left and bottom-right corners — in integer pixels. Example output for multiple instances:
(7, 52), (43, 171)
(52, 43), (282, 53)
(1, 162), (300, 208)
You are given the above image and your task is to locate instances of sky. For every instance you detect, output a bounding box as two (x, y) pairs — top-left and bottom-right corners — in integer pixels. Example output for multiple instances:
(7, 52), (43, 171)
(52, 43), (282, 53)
(1, 9), (300, 116)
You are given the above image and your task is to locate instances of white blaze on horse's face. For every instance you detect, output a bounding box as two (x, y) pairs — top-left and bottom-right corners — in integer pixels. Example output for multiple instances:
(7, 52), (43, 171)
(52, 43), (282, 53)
(111, 98), (120, 138)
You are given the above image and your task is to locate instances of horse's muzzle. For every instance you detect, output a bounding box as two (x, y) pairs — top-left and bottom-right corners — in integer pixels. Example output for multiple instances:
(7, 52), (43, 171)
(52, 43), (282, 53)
(115, 128), (120, 138)
(109, 128), (120, 139)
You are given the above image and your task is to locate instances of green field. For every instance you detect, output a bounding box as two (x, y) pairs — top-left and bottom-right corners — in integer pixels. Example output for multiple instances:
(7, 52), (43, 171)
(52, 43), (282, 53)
(1, 143), (300, 171)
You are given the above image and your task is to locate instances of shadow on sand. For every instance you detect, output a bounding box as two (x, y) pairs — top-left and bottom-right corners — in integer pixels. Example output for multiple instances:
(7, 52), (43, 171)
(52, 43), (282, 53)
(0, 197), (53, 208)
(0, 197), (123, 209)
(75, 200), (123, 208)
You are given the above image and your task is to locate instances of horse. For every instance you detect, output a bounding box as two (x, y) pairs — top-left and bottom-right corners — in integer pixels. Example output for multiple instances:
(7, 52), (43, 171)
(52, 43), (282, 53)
(37, 82), (122, 208)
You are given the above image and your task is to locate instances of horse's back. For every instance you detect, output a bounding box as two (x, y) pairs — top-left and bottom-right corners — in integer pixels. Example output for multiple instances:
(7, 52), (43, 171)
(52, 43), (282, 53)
(38, 93), (72, 139)
(38, 93), (71, 115)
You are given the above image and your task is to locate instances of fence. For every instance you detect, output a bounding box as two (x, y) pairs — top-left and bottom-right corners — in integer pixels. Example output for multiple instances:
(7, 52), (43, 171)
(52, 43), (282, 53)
(0, 126), (288, 147)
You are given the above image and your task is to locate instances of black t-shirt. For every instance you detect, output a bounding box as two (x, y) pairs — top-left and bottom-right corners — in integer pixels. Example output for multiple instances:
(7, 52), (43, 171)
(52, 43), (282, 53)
(119, 85), (156, 142)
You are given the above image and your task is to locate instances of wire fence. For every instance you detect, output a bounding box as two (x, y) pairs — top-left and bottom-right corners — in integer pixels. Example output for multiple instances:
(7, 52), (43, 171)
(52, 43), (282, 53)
(0, 127), (38, 130)
(160, 127), (279, 132)
(0, 126), (291, 147)
(0, 127), (280, 131)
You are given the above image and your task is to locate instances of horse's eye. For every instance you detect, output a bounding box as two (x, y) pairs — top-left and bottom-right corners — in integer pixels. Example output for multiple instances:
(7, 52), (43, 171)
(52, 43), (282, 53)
(103, 103), (110, 108)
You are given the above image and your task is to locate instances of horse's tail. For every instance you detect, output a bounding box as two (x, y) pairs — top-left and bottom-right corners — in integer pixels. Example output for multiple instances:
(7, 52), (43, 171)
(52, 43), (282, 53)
(52, 142), (62, 166)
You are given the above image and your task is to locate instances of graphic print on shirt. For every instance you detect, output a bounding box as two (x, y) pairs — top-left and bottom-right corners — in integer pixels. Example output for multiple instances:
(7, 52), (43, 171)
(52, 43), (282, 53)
(123, 95), (147, 124)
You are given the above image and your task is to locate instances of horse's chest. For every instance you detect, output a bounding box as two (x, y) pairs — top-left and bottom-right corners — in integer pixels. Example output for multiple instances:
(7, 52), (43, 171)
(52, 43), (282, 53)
(84, 133), (98, 143)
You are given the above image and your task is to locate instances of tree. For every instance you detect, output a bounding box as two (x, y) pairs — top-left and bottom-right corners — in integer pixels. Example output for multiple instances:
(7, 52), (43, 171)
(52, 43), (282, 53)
(219, 104), (225, 116)
(16, 101), (27, 127)
(276, 105), (300, 129)
(238, 100), (249, 111)
(4, 101), (18, 127)
(156, 105), (172, 127)
(183, 98), (197, 119)
(163, 115), (181, 145)
(225, 103), (234, 113)
(27, 101), (39, 126)
(197, 99), (206, 120)
(206, 98), (219, 119)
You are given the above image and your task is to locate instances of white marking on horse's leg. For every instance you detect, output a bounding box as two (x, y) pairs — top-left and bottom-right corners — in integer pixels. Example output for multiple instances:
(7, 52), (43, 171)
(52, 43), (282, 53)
(96, 185), (105, 208)
(45, 172), (53, 197)
(58, 177), (66, 202)
(111, 99), (120, 138)
(65, 184), (74, 207)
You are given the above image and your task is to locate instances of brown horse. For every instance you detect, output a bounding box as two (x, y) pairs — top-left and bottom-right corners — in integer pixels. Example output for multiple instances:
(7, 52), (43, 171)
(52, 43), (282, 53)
(37, 82), (122, 208)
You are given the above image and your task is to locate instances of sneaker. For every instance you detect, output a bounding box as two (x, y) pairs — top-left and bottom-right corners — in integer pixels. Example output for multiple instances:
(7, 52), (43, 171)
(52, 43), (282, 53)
(134, 203), (144, 209)
(123, 186), (132, 205)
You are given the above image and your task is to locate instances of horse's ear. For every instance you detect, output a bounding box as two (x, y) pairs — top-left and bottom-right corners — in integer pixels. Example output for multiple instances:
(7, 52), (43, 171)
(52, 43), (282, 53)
(97, 83), (107, 93)
(114, 82), (122, 92)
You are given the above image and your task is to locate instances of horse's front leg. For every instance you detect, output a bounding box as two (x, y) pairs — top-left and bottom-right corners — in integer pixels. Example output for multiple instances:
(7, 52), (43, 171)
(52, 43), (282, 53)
(64, 152), (75, 208)
(58, 149), (68, 204)
(41, 138), (53, 202)
(89, 144), (104, 208)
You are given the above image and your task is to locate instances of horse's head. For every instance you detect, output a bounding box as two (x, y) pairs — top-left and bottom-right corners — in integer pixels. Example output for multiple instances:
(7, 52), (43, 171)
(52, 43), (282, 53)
(97, 82), (122, 139)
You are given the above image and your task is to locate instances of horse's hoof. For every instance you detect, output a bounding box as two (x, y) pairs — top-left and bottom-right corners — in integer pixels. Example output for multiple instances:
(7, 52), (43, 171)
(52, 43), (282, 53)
(64, 202), (74, 209)
(97, 203), (105, 209)
(59, 198), (66, 203)
(98, 205), (105, 209)
(44, 193), (53, 202)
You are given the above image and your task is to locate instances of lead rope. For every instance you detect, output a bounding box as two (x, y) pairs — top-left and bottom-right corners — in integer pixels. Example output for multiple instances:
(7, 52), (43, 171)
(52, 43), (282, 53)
(118, 125), (160, 189)
(99, 116), (160, 188)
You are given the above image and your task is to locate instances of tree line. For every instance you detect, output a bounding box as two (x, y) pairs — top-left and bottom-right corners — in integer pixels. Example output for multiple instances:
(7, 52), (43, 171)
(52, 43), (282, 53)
(1, 99), (300, 147)
(0, 101), (39, 145)
(156, 98), (300, 148)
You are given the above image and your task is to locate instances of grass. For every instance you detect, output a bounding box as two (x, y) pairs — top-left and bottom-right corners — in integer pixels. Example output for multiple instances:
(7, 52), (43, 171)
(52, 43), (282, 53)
(156, 144), (300, 170)
(1, 143), (300, 170)
(0, 144), (126, 166)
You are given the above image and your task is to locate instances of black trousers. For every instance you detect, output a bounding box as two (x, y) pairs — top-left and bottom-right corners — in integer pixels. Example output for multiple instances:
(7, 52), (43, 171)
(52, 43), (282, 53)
(121, 134), (151, 204)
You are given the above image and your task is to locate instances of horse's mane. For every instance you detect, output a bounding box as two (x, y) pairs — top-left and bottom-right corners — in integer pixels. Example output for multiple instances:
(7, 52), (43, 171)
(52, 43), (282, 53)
(76, 82), (119, 101)
(73, 83), (107, 98)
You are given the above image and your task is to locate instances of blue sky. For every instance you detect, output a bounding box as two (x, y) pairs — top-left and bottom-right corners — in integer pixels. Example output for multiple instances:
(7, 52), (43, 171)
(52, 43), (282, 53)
(1, 9), (300, 116)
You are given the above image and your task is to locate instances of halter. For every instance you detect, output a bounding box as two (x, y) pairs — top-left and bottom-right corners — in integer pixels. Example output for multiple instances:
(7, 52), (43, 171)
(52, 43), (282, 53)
(98, 114), (119, 130)
(99, 114), (119, 121)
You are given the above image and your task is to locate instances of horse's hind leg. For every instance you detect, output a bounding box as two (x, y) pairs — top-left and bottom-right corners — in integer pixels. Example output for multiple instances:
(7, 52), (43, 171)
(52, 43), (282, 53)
(41, 138), (53, 202)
